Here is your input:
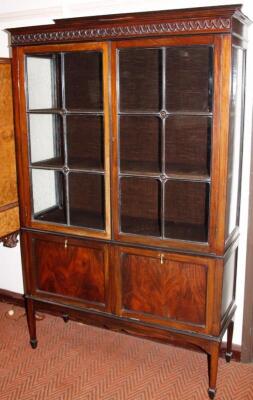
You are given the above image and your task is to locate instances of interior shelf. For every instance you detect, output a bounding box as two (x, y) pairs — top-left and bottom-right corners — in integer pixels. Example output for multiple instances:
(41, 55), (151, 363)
(166, 165), (210, 182)
(165, 221), (208, 242)
(120, 160), (161, 176)
(120, 168), (210, 182)
(121, 216), (161, 237)
(69, 209), (105, 230)
(34, 207), (105, 230)
(34, 206), (66, 224)
(31, 157), (104, 173)
(120, 217), (207, 242)
(68, 157), (104, 172)
(31, 157), (63, 169)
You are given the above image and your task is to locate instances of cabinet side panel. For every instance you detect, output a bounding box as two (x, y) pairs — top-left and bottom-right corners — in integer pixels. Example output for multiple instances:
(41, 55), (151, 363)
(225, 46), (246, 239)
(221, 248), (237, 319)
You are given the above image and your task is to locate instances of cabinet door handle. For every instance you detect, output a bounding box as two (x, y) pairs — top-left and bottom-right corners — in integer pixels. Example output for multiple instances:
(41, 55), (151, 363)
(64, 239), (68, 249)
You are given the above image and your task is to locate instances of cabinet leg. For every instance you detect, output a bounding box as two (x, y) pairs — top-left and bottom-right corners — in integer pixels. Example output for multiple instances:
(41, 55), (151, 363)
(207, 343), (220, 399)
(26, 298), (37, 349)
(225, 319), (234, 363)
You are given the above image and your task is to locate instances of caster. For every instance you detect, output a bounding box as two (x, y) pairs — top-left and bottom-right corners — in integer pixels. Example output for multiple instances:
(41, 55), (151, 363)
(30, 339), (38, 349)
(225, 352), (232, 363)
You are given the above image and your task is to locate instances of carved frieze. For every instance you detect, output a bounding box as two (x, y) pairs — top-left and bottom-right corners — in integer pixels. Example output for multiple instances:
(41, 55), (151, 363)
(11, 17), (231, 45)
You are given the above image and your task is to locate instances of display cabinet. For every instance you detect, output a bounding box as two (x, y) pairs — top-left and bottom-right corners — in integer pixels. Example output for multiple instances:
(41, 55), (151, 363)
(9, 5), (251, 398)
(0, 58), (19, 247)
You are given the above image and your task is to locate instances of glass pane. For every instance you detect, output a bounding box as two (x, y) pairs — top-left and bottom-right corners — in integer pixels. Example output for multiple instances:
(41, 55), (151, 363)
(119, 48), (162, 111)
(120, 116), (161, 173)
(165, 181), (209, 242)
(69, 172), (105, 230)
(67, 115), (104, 170)
(32, 169), (66, 224)
(29, 114), (63, 167)
(26, 56), (55, 110)
(166, 46), (213, 112)
(226, 48), (244, 236)
(65, 51), (103, 110)
(120, 177), (161, 236)
(165, 116), (211, 177)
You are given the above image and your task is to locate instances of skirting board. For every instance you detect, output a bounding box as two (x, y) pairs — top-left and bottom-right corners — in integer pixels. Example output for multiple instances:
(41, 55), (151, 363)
(0, 288), (241, 362)
(0, 288), (24, 307)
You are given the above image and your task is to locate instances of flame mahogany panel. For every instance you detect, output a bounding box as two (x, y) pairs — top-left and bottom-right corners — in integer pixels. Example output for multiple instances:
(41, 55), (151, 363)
(120, 252), (207, 326)
(34, 236), (107, 306)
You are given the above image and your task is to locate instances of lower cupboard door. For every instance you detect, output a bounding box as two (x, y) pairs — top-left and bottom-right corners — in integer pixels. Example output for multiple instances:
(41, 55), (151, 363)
(115, 247), (214, 333)
(28, 232), (109, 312)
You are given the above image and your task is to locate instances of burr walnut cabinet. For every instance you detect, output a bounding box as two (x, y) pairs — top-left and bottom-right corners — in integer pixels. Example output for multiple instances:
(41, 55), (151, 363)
(0, 58), (19, 247)
(8, 5), (251, 398)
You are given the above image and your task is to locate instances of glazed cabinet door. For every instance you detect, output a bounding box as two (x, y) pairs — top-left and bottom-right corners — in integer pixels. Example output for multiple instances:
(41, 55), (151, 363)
(113, 246), (216, 334)
(14, 42), (110, 239)
(111, 35), (227, 254)
(22, 231), (111, 312)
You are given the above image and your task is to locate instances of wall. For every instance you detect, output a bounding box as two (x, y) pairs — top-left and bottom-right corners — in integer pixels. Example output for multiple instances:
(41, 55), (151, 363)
(0, 0), (252, 345)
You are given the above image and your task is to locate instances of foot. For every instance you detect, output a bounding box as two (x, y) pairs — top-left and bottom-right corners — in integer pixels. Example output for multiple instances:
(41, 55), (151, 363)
(63, 314), (69, 323)
(225, 352), (233, 363)
(30, 339), (38, 349)
(208, 388), (216, 399)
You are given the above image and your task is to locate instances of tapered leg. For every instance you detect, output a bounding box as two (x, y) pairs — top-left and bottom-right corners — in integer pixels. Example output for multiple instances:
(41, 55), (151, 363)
(26, 298), (37, 349)
(207, 343), (220, 399)
(225, 319), (234, 363)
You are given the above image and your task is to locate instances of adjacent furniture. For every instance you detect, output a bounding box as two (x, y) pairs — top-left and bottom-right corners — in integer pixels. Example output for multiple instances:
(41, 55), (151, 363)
(0, 58), (19, 247)
(9, 5), (251, 398)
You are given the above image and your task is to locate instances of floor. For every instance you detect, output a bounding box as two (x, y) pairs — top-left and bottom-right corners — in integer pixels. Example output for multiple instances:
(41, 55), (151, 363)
(0, 302), (253, 400)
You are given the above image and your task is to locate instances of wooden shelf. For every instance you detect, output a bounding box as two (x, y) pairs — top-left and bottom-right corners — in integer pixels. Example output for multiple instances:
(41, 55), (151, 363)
(165, 221), (208, 242)
(120, 170), (210, 182)
(68, 158), (104, 172)
(121, 216), (161, 237)
(69, 209), (105, 230)
(34, 206), (66, 224)
(32, 157), (63, 169)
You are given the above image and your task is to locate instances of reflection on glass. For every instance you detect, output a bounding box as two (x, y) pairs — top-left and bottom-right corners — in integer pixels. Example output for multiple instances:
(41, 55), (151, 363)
(120, 116), (161, 173)
(67, 115), (104, 170)
(165, 180), (209, 242)
(120, 177), (161, 236)
(165, 116), (211, 177)
(29, 114), (63, 166)
(226, 48), (244, 236)
(166, 46), (213, 112)
(69, 172), (105, 229)
(32, 169), (66, 224)
(65, 51), (103, 110)
(27, 56), (55, 110)
(119, 48), (162, 111)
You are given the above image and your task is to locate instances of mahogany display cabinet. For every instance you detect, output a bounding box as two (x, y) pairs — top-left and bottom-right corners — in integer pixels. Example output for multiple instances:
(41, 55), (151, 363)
(8, 5), (251, 398)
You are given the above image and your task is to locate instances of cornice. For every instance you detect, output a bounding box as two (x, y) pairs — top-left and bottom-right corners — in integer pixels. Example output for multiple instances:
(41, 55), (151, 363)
(8, 5), (251, 46)
(11, 17), (232, 46)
